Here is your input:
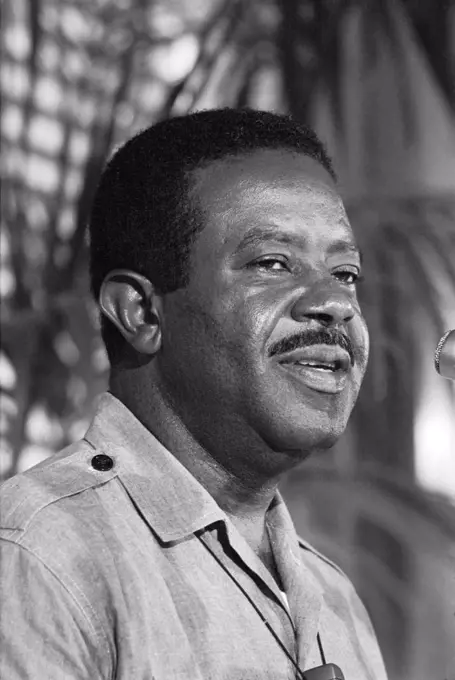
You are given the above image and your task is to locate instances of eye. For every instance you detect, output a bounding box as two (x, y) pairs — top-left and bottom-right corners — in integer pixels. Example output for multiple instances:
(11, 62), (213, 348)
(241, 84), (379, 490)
(248, 256), (290, 272)
(333, 268), (362, 285)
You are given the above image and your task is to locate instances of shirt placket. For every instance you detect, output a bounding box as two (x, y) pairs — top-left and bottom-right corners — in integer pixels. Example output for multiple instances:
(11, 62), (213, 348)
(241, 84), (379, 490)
(266, 499), (323, 670)
(203, 518), (299, 673)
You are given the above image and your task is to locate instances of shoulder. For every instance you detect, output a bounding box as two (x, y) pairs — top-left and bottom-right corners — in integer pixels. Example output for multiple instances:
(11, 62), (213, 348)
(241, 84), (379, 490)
(297, 536), (366, 609)
(297, 535), (366, 611)
(0, 441), (118, 678)
(0, 436), (123, 587)
(298, 537), (365, 619)
(0, 438), (121, 595)
(297, 535), (353, 588)
(297, 536), (385, 660)
(0, 439), (117, 538)
(0, 439), (122, 639)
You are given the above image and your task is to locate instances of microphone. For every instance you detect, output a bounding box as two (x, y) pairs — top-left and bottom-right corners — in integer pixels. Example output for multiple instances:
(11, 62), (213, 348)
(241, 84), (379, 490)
(434, 330), (455, 381)
(303, 663), (345, 679)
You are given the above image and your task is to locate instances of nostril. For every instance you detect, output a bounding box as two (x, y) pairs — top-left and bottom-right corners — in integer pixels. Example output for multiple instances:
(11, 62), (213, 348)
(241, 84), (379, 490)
(304, 312), (335, 326)
(291, 291), (355, 325)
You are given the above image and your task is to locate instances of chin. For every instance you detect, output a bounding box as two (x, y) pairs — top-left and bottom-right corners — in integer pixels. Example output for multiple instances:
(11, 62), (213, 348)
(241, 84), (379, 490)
(260, 404), (349, 455)
(293, 430), (342, 456)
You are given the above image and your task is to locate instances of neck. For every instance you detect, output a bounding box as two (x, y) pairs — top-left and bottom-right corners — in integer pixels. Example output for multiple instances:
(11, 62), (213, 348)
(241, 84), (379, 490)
(110, 367), (285, 529)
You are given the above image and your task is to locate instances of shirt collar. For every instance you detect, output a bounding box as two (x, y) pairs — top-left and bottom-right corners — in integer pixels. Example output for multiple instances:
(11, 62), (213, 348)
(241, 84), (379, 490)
(84, 392), (322, 660)
(84, 392), (225, 543)
(267, 494), (323, 662)
(83, 392), (313, 576)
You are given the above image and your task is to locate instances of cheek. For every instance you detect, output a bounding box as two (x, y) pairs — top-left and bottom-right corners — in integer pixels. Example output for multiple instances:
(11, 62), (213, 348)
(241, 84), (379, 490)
(161, 285), (277, 398)
(351, 310), (369, 371)
(160, 297), (245, 402)
(359, 317), (370, 367)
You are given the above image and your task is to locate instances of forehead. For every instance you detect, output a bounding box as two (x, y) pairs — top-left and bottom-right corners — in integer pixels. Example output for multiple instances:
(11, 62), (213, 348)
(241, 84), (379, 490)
(191, 149), (351, 247)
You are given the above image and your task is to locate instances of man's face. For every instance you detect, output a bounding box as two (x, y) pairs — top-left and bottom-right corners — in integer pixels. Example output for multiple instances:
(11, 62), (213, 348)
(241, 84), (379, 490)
(157, 149), (369, 457)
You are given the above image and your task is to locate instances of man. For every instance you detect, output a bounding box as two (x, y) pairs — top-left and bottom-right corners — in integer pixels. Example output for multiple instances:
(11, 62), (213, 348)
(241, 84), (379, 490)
(0, 108), (387, 679)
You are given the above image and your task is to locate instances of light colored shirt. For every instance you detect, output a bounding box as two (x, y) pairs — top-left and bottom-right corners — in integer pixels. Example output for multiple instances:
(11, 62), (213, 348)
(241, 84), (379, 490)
(0, 393), (388, 679)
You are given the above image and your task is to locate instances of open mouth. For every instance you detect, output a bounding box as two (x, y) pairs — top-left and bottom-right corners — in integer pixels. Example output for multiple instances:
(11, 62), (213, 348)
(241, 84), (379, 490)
(291, 359), (345, 372)
(277, 345), (351, 394)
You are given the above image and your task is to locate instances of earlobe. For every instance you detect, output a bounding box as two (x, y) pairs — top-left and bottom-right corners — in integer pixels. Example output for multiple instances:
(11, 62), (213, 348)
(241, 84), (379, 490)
(99, 269), (162, 355)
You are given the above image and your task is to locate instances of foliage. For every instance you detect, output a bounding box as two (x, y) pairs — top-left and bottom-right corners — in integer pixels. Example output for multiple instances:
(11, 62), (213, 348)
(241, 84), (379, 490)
(1, 1), (454, 677)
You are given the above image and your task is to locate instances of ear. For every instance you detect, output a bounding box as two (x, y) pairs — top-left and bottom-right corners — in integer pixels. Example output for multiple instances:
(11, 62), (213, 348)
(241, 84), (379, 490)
(99, 269), (163, 355)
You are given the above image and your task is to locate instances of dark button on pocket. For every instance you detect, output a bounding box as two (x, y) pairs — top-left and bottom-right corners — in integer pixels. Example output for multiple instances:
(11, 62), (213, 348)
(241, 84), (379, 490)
(91, 454), (114, 471)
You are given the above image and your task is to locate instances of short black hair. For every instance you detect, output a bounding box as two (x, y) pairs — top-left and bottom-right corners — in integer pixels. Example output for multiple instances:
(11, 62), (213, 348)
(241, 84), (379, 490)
(89, 107), (336, 365)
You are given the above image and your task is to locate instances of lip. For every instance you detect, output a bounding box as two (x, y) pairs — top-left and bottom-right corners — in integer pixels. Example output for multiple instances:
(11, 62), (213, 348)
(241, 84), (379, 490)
(277, 344), (351, 395)
(277, 344), (352, 371)
(279, 363), (348, 394)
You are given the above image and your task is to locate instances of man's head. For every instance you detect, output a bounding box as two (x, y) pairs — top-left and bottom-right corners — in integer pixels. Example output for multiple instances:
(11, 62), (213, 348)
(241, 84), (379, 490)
(89, 108), (368, 466)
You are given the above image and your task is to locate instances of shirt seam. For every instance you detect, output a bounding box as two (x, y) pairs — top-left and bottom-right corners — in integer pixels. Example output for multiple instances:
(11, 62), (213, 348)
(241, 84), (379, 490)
(297, 537), (348, 579)
(3, 440), (95, 526)
(6, 474), (118, 538)
(1, 538), (114, 678)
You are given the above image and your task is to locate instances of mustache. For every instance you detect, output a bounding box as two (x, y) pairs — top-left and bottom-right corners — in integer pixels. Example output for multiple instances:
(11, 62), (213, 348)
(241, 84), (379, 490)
(269, 328), (356, 366)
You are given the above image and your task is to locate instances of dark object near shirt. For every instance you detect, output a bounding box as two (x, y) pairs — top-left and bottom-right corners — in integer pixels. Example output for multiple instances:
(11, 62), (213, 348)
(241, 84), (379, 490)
(0, 393), (388, 679)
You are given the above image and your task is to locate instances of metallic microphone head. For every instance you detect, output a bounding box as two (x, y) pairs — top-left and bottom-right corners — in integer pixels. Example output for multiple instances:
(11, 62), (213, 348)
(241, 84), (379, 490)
(434, 329), (455, 381)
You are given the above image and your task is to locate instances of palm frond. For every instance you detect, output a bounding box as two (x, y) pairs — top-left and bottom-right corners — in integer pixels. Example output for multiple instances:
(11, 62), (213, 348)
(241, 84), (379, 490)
(403, 0), (455, 113)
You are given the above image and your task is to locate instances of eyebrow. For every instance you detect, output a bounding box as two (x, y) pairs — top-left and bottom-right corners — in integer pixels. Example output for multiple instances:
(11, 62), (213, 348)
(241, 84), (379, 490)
(327, 239), (364, 265)
(232, 225), (363, 264)
(232, 226), (298, 254)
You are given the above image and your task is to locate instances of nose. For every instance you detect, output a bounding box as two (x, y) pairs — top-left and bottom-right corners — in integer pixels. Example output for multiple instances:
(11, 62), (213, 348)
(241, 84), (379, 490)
(291, 284), (355, 327)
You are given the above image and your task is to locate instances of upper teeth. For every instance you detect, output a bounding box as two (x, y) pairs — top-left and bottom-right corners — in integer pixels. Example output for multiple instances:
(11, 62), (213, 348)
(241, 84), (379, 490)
(297, 361), (336, 370)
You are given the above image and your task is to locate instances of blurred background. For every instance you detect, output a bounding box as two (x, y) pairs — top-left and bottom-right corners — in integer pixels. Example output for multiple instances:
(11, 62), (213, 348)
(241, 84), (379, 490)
(1, 0), (454, 678)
